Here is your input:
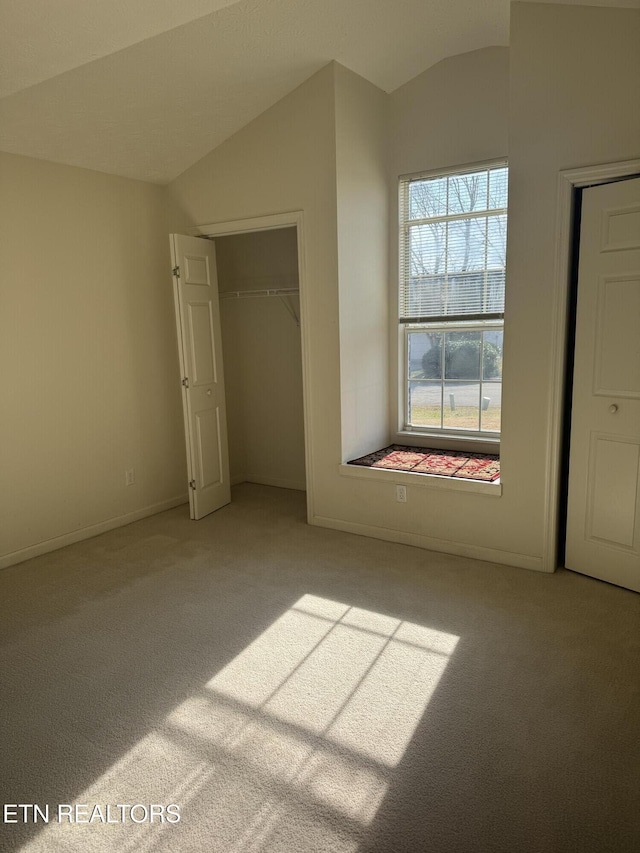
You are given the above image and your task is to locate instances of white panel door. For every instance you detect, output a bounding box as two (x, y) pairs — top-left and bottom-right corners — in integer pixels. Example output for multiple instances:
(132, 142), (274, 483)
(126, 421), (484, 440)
(566, 177), (640, 591)
(170, 234), (231, 519)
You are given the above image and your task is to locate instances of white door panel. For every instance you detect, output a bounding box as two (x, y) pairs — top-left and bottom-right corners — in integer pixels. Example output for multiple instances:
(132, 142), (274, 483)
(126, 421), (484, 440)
(187, 301), (218, 386)
(170, 234), (230, 519)
(593, 275), (640, 396)
(566, 177), (640, 591)
(586, 433), (639, 548)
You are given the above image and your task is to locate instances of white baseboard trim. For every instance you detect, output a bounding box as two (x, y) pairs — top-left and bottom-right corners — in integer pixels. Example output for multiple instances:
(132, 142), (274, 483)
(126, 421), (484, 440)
(244, 476), (307, 492)
(312, 515), (546, 572)
(0, 495), (189, 571)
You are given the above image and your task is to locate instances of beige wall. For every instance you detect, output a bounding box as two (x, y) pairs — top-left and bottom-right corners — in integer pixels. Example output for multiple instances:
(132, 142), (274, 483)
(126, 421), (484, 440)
(320, 48), (527, 565)
(6, 3), (638, 572)
(0, 152), (186, 565)
(390, 46), (509, 180)
(167, 55), (531, 564)
(504, 0), (640, 562)
(354, 6), (637, 569)
(167, 56), (531, 565)
(332, 4), (638, 571)
(215, 228), (305, 490)
(334, 64), (390, 462)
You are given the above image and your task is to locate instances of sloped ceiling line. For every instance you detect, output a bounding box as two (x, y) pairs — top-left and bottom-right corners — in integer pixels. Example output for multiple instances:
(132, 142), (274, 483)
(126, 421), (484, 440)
(1, 0), (635, 183)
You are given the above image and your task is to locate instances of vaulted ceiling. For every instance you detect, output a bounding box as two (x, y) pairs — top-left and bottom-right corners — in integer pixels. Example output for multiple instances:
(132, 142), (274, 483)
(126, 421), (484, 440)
(0, 0), (636, 183)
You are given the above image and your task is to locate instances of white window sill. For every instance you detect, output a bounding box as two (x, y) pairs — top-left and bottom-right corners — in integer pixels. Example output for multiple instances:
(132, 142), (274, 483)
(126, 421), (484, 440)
(339, 463), (502, 496)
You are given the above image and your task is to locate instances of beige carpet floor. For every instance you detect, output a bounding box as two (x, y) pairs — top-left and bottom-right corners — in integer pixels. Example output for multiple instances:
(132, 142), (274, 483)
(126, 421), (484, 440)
(1, 483), (639, 853)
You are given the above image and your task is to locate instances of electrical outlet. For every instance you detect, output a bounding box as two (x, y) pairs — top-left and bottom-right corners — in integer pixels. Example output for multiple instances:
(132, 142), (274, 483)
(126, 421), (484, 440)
(396, 484), (407, 503)
(125, 469), (135, 486)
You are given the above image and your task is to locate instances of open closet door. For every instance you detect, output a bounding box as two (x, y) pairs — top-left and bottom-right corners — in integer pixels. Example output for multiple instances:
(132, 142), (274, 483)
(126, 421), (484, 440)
(170, 234), (230, 519)
(565, 177), (640, 591)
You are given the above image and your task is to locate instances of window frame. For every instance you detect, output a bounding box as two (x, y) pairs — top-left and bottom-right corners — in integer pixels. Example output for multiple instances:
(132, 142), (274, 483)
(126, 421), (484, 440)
(397, 159), (508, 447)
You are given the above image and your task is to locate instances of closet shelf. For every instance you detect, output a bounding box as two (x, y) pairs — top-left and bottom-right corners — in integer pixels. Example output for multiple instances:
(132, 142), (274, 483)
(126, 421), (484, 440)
(219, 288), (299, 299)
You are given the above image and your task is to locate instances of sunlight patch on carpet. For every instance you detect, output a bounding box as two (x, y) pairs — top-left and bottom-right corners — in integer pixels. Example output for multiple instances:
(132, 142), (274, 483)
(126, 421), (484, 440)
(19, 595), (458, 853)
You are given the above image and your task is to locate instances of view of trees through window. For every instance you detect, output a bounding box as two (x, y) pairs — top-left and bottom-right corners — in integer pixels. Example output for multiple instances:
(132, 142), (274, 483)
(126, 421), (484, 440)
(399, 164), (508, 436)
(408, 327), (503, 432)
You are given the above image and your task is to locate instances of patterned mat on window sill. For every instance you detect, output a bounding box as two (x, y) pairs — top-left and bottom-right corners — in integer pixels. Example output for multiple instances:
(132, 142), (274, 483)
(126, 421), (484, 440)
(348, 445), (500, 482)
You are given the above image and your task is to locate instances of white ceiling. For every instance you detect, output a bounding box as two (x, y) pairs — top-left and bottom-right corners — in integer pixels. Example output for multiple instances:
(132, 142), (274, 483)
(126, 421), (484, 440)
(0, 0), (637, 184)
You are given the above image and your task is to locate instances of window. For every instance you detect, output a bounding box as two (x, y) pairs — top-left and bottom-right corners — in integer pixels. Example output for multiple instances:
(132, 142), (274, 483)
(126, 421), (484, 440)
(399, 162), (508, 439)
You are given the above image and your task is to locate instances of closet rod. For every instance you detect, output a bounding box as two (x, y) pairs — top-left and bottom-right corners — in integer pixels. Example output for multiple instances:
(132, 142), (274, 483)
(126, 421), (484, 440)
(219, 287), (299, 300)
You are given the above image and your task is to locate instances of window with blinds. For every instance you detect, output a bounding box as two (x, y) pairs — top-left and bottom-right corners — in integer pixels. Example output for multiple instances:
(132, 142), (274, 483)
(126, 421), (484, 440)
(398, 162), (508, 439)
(399, 163), (508, 323)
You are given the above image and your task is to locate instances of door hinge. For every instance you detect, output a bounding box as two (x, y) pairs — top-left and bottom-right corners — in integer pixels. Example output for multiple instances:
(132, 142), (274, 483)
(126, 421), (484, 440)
(181, 376), (189, 388)
(172, 265), (180, 278)
(189, 479), (196, 490)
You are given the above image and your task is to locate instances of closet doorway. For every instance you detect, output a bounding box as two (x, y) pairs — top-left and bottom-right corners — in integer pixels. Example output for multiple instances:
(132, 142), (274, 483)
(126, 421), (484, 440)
(543, 159), (640, 575)
(198, 212), (311, 518)
(564, 175), (640, 592)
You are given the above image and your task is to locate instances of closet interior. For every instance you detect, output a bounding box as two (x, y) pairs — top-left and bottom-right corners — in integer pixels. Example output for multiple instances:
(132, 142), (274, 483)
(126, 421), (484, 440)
(213, 227), (306, 493)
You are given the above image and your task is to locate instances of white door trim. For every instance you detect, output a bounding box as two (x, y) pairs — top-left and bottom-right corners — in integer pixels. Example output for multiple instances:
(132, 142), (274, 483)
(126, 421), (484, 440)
(194, 211), (315, 523)
(542, 159), (640, 572)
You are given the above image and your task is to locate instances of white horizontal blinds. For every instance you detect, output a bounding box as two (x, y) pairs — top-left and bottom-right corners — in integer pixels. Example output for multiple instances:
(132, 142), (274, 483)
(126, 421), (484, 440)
(400, 164), (508, 323)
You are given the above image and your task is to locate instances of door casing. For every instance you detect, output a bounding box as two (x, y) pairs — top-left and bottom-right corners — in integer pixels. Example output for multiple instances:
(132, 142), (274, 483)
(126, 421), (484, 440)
(544, 159), (640, 572)
(190, 211), (314, 524)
